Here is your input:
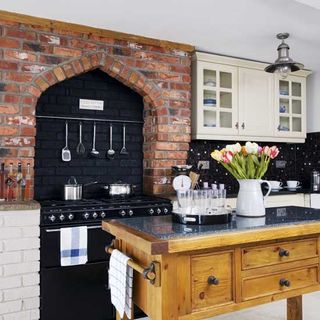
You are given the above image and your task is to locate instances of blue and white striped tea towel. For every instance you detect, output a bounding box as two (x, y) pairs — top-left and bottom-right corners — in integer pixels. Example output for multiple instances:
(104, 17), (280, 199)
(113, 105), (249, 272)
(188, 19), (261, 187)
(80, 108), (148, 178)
(108, 249), (133, 319)
(60, 226), (88, 266)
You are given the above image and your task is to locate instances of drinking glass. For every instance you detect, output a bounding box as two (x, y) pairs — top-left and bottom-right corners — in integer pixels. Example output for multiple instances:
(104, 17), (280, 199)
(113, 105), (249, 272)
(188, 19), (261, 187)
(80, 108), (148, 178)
(177, 190), (193, 214)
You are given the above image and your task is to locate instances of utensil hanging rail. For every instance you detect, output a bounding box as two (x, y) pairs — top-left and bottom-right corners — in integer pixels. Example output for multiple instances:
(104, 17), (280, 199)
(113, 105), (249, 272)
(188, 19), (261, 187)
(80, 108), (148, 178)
(105, 241), (160, 286)
(36, 115), (144, 125)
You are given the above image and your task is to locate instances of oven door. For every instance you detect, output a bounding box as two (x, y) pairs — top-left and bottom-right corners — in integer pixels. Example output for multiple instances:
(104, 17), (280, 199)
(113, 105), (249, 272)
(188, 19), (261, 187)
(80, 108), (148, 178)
(40, 224), (114, 320)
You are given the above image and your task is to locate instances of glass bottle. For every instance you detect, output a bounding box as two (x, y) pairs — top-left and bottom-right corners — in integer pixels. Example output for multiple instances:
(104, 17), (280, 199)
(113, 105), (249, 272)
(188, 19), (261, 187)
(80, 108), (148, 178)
(6, 163), (16, 201)
(16, 163), (23, 201)
(0, 163), (5, 201)
(24, 163), (32, 201)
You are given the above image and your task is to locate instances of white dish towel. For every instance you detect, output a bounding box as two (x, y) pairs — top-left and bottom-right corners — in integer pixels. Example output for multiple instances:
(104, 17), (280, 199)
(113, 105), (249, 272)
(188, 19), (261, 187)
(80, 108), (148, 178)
(60, 226), (88, 266)
(108, 249), (133, 319)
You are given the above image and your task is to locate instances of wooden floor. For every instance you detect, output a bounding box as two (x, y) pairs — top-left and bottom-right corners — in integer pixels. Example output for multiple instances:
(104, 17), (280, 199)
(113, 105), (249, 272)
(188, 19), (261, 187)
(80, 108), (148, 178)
(139, 292), (320, 319)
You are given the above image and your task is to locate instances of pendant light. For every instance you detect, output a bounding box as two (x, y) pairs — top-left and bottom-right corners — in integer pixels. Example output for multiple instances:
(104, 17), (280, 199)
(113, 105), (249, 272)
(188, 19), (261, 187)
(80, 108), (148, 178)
(265, 33), (304, 79)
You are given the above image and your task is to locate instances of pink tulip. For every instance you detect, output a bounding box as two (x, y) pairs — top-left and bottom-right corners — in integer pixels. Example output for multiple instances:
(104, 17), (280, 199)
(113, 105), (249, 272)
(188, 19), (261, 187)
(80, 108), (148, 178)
(269, 146), (279, 159)
(222, 151), (233, 164)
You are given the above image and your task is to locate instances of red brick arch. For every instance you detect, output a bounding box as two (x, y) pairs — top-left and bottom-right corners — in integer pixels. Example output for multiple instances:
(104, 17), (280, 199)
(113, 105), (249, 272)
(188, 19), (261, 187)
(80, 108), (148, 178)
(29, 51), (163, 109)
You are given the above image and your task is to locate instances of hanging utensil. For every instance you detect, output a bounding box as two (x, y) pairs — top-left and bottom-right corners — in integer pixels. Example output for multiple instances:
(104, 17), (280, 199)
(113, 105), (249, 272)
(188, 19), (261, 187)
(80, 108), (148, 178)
(76, 121), (86, 156)
(61, 121), (71, 162)
(90, 122), (99, 158)
(106, 123), (115, 160)
(120, 124), (128, 155)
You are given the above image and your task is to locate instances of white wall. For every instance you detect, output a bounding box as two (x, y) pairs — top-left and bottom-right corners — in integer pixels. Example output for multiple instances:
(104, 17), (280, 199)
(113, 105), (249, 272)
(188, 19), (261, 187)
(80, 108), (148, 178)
(307, 71), (320, 133)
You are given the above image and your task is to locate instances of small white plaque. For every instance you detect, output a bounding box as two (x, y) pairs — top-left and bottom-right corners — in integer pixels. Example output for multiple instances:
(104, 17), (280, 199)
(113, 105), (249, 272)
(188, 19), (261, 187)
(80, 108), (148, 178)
(79, 99), (104, 111)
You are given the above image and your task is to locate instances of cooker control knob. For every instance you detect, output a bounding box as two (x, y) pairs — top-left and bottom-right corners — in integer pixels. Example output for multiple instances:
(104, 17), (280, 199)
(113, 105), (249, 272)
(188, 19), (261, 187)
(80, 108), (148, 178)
(100, 211), (106, 218)
(119, 210), (126, 217)
(49, 215), (56, 222)
(68, 214), (74, 221)
(59, 214), (65, 221)
(163, 208), (169, 214)
(149, 208), (154, 215)
(92, 212), (98, 219)
(128, 210), (134, 216)
(156, 208), (161, 215)
(83, 212), (90, 220)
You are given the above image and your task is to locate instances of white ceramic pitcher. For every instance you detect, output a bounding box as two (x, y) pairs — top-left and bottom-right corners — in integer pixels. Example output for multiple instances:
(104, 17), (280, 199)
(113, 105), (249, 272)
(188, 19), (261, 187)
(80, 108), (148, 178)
(236, 179), (272, 217)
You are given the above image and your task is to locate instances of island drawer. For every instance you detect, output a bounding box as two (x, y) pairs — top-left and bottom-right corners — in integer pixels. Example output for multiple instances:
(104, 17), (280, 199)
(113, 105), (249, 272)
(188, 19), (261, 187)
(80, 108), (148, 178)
(242, 265), (318, 301)
(191, 251), (234, 310)
(241, 238), (318, 270)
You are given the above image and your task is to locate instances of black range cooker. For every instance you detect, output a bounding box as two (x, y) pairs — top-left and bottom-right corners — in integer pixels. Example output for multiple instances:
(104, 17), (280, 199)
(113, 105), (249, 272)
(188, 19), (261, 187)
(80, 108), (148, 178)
(40, 195), (172, 320)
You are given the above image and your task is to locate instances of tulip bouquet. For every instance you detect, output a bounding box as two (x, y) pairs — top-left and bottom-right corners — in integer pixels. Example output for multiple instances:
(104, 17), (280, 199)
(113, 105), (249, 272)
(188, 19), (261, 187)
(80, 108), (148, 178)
(211, 142), (279, 179)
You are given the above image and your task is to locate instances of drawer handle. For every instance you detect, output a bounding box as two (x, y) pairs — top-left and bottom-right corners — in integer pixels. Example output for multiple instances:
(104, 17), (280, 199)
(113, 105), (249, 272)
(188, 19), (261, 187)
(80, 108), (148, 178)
(208, 276), (219, 285)
(279, 248), (290, 257)
(279, 278), (291, 287)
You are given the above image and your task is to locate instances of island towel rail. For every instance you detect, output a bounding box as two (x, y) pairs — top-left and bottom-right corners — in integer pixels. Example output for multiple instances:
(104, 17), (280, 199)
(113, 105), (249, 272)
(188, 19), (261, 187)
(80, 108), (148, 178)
(105, 241), (160, 286)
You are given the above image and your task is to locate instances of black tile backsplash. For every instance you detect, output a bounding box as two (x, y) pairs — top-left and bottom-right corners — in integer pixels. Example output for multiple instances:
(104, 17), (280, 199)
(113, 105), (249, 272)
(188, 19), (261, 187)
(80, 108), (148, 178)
(187, 133), (320, 194)
(35, 69), (144, 200)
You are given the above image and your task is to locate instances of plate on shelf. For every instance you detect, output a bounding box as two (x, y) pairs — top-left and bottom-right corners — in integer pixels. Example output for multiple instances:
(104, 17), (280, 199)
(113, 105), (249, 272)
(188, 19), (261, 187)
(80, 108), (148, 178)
(204, 124), (216, 127)
(280, 90), (289, 95)
(203, 98), (216, 106)
(204, 80), (216, 87)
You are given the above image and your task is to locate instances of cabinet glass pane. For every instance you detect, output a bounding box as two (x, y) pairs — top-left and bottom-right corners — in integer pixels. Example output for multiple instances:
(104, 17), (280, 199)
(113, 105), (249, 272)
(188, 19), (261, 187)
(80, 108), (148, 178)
(279, 98), (289, 114)
(292, 82), (302, 97)
(203, 90), (216, 107)
(292, 117), (302, 132)
(203, 69), (216, 87)
(220, 72), (232, 89)
(203, 110), (216, 127)
(292, 100), (302, 114)
(220, 112), (232, 128)
(279, 80), (289, 96)
(220, 92), (232, 109)
(279, 116), (290, 131)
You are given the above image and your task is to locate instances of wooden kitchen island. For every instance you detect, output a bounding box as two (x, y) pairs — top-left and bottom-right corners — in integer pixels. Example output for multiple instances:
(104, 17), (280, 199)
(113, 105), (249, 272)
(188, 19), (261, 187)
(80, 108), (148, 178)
(102, 206), (320, 320)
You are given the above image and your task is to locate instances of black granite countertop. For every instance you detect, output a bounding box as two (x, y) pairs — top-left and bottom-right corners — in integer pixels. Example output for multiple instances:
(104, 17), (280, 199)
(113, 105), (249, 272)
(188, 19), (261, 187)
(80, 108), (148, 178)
(112, 206), (320, 240)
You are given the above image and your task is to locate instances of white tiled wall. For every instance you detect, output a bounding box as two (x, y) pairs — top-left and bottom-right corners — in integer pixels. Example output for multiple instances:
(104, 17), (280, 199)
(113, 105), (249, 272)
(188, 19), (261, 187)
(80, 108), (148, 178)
(0, 209), (40, 320)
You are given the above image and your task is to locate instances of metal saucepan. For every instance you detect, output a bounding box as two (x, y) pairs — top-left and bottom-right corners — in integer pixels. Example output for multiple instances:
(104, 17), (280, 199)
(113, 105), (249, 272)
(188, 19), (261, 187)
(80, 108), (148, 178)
(102, 182), (136, 197)
(64, 176), (98, 200)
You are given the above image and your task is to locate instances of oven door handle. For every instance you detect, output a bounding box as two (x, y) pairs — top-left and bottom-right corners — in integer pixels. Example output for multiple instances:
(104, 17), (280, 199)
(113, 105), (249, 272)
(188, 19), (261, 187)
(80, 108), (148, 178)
(45, 225), (101, 233)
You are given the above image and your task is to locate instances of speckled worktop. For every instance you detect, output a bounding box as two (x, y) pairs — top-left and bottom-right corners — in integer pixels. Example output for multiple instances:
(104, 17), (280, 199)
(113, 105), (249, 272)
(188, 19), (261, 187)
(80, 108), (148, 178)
(0, 200), (40, 211)
(110, 206), (320, 240)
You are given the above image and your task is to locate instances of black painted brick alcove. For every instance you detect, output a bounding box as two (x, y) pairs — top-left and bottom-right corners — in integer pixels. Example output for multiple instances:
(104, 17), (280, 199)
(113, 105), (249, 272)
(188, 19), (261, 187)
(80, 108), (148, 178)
(35, 69), (144, 200)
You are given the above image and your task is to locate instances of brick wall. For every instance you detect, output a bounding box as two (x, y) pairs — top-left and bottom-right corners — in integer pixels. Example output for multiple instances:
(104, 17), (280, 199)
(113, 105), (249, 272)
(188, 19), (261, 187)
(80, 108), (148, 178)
(0, 18), (192, 196)
(0, 209), (40, 319)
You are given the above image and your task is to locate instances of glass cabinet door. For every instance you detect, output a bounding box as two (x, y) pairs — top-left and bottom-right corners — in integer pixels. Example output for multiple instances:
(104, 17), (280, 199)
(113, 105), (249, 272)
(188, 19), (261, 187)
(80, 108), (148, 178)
(276, 76), (305, 138)
(197, 62), (238, 135)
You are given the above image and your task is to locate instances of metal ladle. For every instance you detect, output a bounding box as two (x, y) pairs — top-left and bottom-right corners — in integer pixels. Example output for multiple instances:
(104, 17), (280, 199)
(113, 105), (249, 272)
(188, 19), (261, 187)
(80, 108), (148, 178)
(90, 122), (99, 157)
(106, 123), (115, 160)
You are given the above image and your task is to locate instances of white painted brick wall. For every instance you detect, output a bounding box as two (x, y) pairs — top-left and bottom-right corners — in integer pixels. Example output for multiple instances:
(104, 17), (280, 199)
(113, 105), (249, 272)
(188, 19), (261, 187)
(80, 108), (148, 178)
(0, 209), (40, 320)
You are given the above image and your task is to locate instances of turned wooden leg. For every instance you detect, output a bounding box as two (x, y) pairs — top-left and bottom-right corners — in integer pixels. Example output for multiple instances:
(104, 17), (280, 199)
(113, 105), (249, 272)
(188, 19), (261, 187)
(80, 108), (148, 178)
(287, 295), (302, 320)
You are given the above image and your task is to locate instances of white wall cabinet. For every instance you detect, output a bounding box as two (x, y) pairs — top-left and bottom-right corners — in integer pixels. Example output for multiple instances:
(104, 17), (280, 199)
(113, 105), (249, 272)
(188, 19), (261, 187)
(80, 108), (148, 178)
(238, 68), (274, 137)
(192, 52), (311, 143)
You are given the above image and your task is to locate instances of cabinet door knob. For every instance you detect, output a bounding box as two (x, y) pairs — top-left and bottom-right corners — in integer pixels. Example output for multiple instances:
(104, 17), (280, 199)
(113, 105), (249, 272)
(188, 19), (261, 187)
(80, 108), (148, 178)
(279, 278), (291, 287)
(279, 248), (290, 257)
(241, 122), (245, 129)
(235, 122), (239, 129)
(207, 276), (219, 285)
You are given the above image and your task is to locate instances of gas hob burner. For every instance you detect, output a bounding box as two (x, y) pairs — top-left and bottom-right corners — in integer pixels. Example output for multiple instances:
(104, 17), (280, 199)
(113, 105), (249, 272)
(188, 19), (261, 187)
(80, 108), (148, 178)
(40, 195), (172, 226)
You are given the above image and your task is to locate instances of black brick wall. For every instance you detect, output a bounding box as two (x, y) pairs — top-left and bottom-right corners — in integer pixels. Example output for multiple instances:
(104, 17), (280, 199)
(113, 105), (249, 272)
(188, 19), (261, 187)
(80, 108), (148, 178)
(35, 69), (144, 200)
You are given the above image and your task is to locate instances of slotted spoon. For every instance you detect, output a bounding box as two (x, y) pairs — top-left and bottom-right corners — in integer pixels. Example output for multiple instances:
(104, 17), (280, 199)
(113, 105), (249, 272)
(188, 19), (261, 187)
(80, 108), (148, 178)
(61, 121), (71, 162)
(120, 124), (128, 155)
